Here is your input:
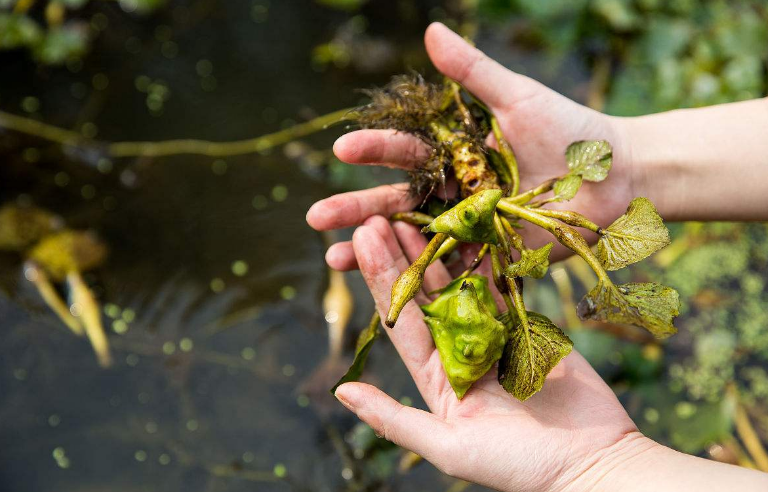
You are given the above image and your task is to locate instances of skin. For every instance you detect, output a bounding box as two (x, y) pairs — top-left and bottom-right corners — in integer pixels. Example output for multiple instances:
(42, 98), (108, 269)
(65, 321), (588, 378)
(306, 22), (768, 492)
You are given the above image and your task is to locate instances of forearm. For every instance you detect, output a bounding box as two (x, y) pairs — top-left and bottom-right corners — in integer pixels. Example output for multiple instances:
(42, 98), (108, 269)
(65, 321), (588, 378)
(617, 98), (768, 221)
(566, 432), (768, 492)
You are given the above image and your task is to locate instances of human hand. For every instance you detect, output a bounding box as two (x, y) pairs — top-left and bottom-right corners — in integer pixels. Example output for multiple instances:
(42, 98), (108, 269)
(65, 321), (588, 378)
(332, 216), (644, 492)
(306, 22), (634, 271)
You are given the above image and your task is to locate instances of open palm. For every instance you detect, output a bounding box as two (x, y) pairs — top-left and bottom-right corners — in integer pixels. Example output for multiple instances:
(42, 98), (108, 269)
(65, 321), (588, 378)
(330, 215), (640, 492)
(307, 22), (648, 492)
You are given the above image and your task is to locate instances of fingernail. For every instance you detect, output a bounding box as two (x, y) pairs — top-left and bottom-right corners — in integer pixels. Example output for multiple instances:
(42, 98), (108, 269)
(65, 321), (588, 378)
(334, 384), (358, 411)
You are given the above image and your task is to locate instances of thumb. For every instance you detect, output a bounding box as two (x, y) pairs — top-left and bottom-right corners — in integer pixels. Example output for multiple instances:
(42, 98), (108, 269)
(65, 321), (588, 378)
(335, 382), (454, 464)
(424, 22), (538, 110)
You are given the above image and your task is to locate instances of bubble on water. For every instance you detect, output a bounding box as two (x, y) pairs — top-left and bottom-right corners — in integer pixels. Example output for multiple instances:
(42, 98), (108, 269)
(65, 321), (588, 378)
(180, 338), (194, 352)
(280, 286), (296, 300)
(21, 96), (40, 113)
(112, 320), (128, 335)
(232, 261), (249, 276)
(122, 309), (136, 323)
(241, 347), (256, 360)
(210, 278), (225, 293)
(271, 184), (288, 202)
(273, 463), (287, 478)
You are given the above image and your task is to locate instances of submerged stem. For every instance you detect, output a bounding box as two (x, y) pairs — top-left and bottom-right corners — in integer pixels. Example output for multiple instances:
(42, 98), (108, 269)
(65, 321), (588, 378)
(0, 107), (352, 159)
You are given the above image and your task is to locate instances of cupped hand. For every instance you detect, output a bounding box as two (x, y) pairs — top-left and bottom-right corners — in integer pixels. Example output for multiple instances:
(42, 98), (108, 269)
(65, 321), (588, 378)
(306, 22), (635, 271)
(333, 216), (646, 492)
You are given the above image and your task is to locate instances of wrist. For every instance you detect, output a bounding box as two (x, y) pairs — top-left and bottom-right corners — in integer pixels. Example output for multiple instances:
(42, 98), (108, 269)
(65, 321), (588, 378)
(557, 431), (662, 492)
(609, 114), (685, 221)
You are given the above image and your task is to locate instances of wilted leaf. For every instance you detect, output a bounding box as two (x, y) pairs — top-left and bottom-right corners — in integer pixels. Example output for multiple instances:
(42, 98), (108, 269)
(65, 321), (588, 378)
(331, 312), (380, 393)
(552, 174), (582, 201)
(598, 197), (670, 270)
(505, 243), (553, 279)
(423, 274), (498, 318)
(577, 281), (680, 338)
(427, 189), (502, 244)
(424, 282), (506, 399)
(565, 140), (612, 182)
(498, 311), (573, 401)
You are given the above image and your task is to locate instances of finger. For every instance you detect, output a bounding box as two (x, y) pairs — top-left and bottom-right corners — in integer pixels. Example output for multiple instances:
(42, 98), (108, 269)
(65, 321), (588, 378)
(425, 22), (539, 111)
(334, 130), (431, 168)
(306, 183), (419, 231)
(325, 241), (357, 271)
(352, 225), (435, 374)
(391, 221), (452, 294)
(335, 382), (454, 468)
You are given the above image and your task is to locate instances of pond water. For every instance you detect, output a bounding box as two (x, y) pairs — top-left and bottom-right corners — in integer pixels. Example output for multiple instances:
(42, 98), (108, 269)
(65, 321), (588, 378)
(5, 0), (754, 490)
(0, 1), (506, 490)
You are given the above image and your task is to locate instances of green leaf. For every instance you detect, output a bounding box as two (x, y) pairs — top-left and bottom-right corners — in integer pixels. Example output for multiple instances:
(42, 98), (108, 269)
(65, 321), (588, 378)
(426, 189), (502, 244)
(424, 282), (506, 399)
(577, 281), (680, 339)
(497, 311), (573, 401)
(504, 243), (553, 279)
(32, 24), (88, 65)
(552, 173), (582, 201)
(0, 14), (43, 50)
(565, 140), (612, 182)
(423, 274), (498, 318)
(331, 312), (381, 393)
(598, 197), (670, 270)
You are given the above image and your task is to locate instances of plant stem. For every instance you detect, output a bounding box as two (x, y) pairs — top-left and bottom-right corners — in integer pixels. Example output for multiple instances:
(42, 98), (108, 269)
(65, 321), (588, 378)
(431, 237), (459, 264)
(489, 245), (515, 313)
(109, 108), (353, 157)
(532, 208), (602, 234)
(0, 107), (352, 158)
(456, 243), (489, 280)
(496, 201), (611, 284)
(24, 262), (83, 336)
(732, 390), (768, 472)
(499, 215), (525, 253)
(390, 211), (434, 226)
(490, 116), (520, 195)
(0, 110), (87, 148)
(504, 177), (558, 204)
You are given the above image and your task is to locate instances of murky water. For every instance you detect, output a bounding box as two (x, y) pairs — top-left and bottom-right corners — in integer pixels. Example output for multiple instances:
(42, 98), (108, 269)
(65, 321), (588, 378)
(5, 0), (753, 490)
(0, 1), (510, 490)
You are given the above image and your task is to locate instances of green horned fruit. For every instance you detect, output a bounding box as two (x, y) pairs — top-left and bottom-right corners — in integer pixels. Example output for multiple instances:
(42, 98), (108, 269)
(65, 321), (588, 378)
(422, 281), (506, 399)
(426, 189), (503, 244)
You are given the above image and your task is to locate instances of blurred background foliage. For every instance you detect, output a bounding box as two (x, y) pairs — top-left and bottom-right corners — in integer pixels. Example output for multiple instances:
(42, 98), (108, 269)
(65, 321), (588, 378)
(0, 0), (767, 490)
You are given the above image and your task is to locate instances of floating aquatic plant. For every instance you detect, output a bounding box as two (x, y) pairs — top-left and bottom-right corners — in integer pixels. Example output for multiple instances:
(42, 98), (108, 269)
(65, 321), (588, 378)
(332, 75), (681, 401)
(0, 205), (112, 367)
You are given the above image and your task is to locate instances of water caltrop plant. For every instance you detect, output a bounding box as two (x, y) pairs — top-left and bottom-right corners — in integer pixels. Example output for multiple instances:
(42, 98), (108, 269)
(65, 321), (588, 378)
(329, 74), (680, 401)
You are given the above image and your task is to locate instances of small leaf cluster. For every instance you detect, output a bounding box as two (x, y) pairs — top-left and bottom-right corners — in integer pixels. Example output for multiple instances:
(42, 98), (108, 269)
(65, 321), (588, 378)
(0, 0), (165, 65)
